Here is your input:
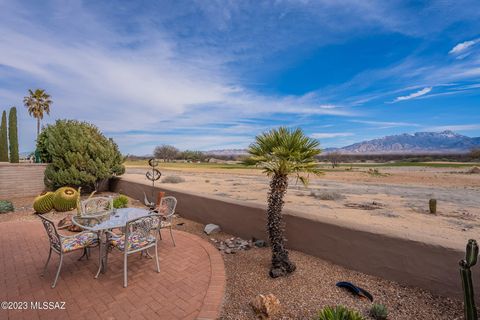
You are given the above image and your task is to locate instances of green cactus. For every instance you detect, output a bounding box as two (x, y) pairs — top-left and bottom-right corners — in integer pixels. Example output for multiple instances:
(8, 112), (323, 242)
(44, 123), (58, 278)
(316, 305), (365, 320)
(460, 239), (479, 320)
(53, 187), (79, 212)
(0, 200), (14, 213)
(429, 199), (437, 214)
(370, 304), (388, 320)
(33, 192), (55, 214)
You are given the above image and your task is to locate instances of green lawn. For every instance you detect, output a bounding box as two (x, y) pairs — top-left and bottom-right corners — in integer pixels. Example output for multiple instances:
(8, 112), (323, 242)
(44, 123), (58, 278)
(124, 160), (253, 169)
(125, 159), (479, 170)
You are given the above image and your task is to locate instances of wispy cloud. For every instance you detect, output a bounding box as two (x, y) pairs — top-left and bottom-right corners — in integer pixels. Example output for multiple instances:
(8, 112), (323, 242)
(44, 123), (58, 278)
(311, 132), (354, 139)
(449, 38), (480, 55)
(350, 120), (419, 129)
(393, 87), (432, 102)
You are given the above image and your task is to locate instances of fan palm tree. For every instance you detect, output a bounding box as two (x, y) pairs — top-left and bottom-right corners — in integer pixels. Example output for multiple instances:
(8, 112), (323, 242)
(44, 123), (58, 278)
(23, 89), (52, 138)
(246, 127), (321, 277)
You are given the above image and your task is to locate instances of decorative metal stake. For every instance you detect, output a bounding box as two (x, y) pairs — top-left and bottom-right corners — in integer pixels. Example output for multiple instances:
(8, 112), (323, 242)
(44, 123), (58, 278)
(144, 158), (161, 209)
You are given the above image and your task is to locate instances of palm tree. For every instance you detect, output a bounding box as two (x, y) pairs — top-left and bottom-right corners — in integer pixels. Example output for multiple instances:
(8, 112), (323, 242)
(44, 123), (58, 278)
(246, 127), (321, 277)
(23, 89), (52, 138)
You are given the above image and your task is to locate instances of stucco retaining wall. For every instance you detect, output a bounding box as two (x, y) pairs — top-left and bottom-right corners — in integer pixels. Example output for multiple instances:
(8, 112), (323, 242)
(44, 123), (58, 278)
(110, 177), (475, 301)
(0, 163), (47, 198)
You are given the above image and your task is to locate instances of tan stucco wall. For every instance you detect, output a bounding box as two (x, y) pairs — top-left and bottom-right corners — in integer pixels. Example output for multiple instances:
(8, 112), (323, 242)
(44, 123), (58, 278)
(110, 177), (474, 301)
(0, 163), (47, 198)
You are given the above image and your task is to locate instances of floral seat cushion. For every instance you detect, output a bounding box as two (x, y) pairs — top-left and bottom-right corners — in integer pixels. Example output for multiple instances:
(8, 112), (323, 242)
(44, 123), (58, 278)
(109, 233), (156, 251)
(61, 232), (98, 253)
(160, 221), (172, 228)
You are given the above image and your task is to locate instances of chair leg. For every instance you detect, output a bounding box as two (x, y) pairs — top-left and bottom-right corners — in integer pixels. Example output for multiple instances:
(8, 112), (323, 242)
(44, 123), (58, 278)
(169, 227), (176, 247)
(78, 248), (88, 261)
(41, 248), (52, 277)
(154, 244), (160, 273)
(123, 253), (128, 288)
(52, 254), (64, 288)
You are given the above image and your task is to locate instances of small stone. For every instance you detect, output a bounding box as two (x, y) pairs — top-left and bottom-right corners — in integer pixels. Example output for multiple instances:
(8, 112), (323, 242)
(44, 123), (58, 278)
(225, 248), (232, 254)
(254, 240), (266, 248)
(250, 294), (281, 319)
(204, 224), (221, 235)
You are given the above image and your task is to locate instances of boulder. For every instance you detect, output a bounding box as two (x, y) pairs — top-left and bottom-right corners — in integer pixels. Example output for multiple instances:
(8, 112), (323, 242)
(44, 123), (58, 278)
(204, 223), (221, 235)
(250, 294), (281, 319)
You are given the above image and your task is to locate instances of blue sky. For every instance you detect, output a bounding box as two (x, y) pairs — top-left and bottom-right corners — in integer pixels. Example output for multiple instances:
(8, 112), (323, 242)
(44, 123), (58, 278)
(0, 0), (479, 155)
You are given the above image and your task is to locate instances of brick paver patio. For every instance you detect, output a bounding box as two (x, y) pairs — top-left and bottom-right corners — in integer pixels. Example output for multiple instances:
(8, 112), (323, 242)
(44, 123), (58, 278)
(0, 220), (225, 320)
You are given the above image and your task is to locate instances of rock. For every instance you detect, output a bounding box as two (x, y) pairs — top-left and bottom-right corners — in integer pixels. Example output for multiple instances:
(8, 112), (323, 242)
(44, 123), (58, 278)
(254, 240), (267, 247)
(225, 248), (232, 254)
(250, 294), (281, 319)
(58, 215), (83, 232)
(204, 224), (221, 235)
(468, 167), (480, 174)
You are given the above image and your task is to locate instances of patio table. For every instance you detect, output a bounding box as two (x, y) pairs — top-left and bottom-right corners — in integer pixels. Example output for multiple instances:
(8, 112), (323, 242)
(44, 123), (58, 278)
(72, 207), (156, 278)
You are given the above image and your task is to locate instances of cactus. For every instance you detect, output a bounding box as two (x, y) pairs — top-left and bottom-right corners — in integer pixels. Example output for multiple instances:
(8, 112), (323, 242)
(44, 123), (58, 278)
(429, 198), (437, 214)
(460, 239), (479, 320)
(316, 305), (365, 320)
(370, 304), (388, 320)
(53, 187), (79, 212)
(0, 200), (14, 213)
(33, 192), (55, 214)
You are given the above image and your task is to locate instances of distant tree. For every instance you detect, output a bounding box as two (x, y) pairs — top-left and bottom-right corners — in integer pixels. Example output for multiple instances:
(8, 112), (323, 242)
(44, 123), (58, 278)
(37, 120), (125, 191)
(23, 89), (52, 138)
(8, 107), (19, 163)
(325, 151), (342, 168)
(469, 148), (480, 161)
(0, 111), (8, 162)
(246, 127), (321, 278)
(153, 145), (179, 162)
(181, 150), (206, 162)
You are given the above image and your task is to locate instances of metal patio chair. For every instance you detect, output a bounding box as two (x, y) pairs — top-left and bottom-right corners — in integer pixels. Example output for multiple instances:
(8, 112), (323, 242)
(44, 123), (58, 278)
(106, 214), (161, 287)
(39, 215), (99, 288)
(158, 196), (177, 246)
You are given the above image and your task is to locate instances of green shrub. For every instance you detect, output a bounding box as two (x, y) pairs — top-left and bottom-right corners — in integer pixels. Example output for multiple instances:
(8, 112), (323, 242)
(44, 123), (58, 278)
(8, 107), (19, 163)
(0, 111), (8, 162)
(316, 305), (365, 320)
(0, 200), (14, 213)
(37, 120), (125, 191)
(369, 304), (388, 320)
(113, 195), (129, 208)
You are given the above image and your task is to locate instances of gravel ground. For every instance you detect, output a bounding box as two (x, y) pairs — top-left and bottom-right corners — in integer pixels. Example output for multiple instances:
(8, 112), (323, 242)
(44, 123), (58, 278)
(174, 218), (463, 320)
(2, 193), (465, 319)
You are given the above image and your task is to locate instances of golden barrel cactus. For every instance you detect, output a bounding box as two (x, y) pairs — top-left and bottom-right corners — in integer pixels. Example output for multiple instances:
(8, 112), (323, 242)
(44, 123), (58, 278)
(53, 187), (79, 212)
(33, 192), (55, 214)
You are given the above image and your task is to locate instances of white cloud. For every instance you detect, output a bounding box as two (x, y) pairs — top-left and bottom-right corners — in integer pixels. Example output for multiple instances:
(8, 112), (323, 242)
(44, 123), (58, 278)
(394, 87), (432, 102)
(425, 124), (480, 132)
(311, 132), (354, 139)
(449, 39), (480, 55)
(350, 120), (419, 128)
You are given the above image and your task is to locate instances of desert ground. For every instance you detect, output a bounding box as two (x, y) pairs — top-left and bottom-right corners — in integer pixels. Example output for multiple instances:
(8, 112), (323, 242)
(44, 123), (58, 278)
(124, 162), (480, 250)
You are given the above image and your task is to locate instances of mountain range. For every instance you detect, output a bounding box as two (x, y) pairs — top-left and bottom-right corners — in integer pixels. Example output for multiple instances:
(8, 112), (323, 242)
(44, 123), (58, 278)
(207, 131), (480, 155)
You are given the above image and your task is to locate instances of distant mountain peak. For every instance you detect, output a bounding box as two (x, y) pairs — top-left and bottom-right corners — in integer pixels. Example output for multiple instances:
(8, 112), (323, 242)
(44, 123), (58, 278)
(326, 131), (480, 154)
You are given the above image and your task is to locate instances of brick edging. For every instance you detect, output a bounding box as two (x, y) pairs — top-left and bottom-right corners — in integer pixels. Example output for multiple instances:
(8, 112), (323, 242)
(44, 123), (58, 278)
(176, 231), (226, 320)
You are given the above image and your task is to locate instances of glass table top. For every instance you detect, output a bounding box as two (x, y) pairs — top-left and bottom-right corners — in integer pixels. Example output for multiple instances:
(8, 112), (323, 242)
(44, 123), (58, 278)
(72, 207), (156, 231)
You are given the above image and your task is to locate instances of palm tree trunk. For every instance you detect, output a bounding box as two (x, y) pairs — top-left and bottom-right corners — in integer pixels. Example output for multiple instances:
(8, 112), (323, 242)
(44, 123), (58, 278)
(267, 173), (296, 278)
(37, 118), (40, 138)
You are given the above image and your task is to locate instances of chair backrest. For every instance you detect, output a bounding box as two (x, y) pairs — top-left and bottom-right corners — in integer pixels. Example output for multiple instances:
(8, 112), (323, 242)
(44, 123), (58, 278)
(125, 214), (161, 252)
(159, 196), (177, 220)
(39, 215), (61, 252)
(81, 197), (113, 216)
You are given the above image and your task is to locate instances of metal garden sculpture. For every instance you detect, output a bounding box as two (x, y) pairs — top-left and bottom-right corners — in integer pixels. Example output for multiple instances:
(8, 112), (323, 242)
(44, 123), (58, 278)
(144, 158), (161, 209)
